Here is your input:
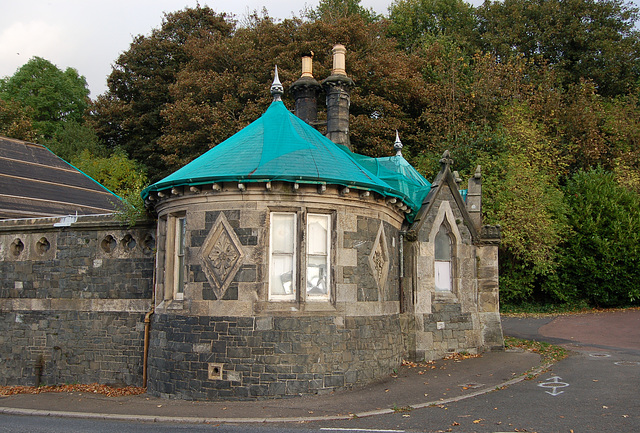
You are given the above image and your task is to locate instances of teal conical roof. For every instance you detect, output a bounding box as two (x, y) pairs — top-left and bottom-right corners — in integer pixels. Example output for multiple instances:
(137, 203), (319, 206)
(337, 148), (431, 222)
(142, 100), (408, 202)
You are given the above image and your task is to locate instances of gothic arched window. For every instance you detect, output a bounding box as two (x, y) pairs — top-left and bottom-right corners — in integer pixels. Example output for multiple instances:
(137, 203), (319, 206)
(434, 225), (452, 291)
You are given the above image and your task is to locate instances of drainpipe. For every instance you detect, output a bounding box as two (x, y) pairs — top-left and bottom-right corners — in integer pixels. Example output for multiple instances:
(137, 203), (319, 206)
(142, 308), (154, 388)
(399, 232), (405, 313)
(143, 245), (157, 389)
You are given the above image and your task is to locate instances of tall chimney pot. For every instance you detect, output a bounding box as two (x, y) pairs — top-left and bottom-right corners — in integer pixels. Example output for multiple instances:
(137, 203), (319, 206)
(290, 53), (321, 125)
(322, 44), (354, 150)
(331, 44), (347, 76)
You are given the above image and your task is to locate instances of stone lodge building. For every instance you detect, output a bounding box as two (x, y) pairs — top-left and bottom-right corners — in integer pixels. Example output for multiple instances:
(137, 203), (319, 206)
(0, 45), (503, 400)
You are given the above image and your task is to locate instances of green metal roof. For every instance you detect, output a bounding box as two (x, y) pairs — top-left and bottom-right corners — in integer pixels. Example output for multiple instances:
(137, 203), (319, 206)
(143, 100), (432, 222)
(338, 148), (431, 222)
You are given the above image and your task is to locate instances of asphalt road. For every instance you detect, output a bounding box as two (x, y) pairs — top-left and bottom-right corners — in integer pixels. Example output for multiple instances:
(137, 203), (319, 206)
(294, 309), (640, 432)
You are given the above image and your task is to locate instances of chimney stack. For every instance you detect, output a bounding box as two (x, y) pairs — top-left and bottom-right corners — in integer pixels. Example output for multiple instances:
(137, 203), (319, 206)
(290, 53), (322, 125)
(322, 44), (354, 150)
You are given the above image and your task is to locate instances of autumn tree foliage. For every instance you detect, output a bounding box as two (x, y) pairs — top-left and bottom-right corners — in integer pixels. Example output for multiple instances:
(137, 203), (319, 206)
(88, 0), (640, 308)
(0, 57), (90, 139)
(88, 5), (235, 180)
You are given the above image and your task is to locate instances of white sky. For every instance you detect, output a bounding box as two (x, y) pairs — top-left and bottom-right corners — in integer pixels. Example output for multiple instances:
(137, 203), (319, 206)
(2, 0), (631, 99)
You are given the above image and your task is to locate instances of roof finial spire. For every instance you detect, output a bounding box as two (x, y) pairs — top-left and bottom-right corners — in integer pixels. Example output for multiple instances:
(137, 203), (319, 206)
(394, 130), (403, 157)
(270, 65), (284, 101)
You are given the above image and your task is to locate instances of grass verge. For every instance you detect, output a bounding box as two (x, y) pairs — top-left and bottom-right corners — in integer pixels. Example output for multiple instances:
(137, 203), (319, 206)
(504, 336), (569, 364)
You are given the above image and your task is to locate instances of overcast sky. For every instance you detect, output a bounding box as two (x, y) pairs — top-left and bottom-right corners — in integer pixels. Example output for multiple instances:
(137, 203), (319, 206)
(4, 0), (632, 99)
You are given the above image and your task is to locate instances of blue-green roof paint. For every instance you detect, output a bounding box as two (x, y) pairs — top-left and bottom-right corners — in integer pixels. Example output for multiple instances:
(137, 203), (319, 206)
(337, 147), (432, 222)
(143, 100), (433, 222)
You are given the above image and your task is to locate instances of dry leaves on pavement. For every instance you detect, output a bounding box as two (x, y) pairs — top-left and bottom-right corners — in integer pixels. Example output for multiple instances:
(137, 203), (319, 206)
(0, 383), (146, 397)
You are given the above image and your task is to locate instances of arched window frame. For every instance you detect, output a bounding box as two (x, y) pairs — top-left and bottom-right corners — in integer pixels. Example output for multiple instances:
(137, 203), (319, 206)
(434, 223), (453, 292)
(428, 201), (462, 297)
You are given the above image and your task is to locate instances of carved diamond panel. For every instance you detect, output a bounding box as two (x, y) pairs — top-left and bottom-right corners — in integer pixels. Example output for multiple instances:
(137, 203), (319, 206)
(368, 223), (389, 290)
(200, 213), (245, 299)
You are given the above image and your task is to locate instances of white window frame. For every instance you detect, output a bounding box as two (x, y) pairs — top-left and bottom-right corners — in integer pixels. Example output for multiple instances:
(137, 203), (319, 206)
(434, 224), (452, 292)
(306, 213), (331, 301)
(165, 214), (186, 301)
(268, 212), (297, 301)
(268, 211), (332, 302)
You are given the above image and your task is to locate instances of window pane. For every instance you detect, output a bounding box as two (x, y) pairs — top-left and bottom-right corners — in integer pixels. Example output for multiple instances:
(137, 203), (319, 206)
(176, 255), (185, 294)
(307, 214), (330, 299)
(435, 225), (451, 261)
(307, 215), (328, 255)
(177, 217), (186, 255)
(270, 213), (296, 300)
(175, 217), (186, 297)
(272, 213), (295, 253)
(435, 261), (451, 291)
(307, 255), (328, 296)
(270, 254), (295, 296)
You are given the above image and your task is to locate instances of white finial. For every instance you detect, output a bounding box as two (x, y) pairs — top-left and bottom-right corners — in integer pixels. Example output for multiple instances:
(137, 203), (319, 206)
(271, 65), (284, 101)
(394, 130), (403, 156)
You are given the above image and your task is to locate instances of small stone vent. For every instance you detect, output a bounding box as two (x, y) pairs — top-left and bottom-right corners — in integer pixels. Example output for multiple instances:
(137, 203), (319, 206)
(208, 363), (224, 380)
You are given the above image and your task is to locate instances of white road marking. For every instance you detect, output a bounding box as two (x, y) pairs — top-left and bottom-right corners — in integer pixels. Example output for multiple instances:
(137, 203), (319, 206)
(320, 429), (405, 433)
(538, 375), (569, 396)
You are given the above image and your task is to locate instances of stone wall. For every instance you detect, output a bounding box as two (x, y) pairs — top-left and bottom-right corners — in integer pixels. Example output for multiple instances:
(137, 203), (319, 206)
(0, 215), (155, 386)
(0, 311), (146, 387)
(147, 313), (405, 400)
(408, 183), (487, 360)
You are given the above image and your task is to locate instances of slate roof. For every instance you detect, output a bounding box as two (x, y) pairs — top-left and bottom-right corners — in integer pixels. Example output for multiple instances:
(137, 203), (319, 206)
(142, 100), (414, 206)
(0, 136), (122, 219)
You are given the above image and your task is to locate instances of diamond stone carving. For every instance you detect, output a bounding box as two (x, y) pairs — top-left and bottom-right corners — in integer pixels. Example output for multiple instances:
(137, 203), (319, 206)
(200, 213), (245, 299)
(368, 222), (389, 289)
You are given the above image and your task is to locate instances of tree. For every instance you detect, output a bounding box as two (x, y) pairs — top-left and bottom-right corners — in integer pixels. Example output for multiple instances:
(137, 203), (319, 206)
(305, 0), (380, 23)
(88, 5), (235, 181)
(560, 169), (640, 307)
(480, 104), (568, 305)
(156, 13), (435, 173)
(71, 149), (149, 223)
(387, 0), (479, 53)
(0, 57), (90, 138)
(477, 0), (640, 96)
(0, 98), (37, 141)
(45, 121), (108, 163)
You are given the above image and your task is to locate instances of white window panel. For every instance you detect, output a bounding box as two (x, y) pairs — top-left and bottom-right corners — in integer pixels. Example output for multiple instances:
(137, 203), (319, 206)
(173, 216), (186, 300)
(269, 213), (296, 300)
(435, 261), (452, 291)
(306, 214), (330, 300)
(271, 213), (295, 253)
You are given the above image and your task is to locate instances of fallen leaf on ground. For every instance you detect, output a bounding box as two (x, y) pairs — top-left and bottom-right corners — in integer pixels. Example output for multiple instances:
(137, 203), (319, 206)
(0, 384), (146, 397)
